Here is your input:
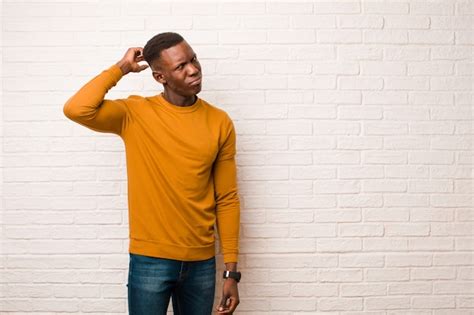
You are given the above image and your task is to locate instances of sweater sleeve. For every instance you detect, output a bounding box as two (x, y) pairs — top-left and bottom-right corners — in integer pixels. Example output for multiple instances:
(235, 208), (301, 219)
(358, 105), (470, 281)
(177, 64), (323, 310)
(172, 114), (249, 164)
(63, 64), (129, 136)
(213, 117), (241, 263)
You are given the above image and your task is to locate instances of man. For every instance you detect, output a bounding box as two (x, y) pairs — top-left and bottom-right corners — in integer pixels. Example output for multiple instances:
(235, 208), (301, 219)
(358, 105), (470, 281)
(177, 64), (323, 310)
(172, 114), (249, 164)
(63, 32), (241, 315)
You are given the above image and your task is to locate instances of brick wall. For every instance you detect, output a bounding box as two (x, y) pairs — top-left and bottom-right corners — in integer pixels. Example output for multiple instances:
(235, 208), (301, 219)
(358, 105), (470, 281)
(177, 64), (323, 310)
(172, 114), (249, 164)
(1, 0), (473, 313)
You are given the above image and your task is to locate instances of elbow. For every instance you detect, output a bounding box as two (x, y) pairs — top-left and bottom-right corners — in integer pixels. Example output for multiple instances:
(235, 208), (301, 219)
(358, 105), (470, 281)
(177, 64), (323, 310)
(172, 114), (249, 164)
(63, 98), (85, 121)
(63, 99), (76, 120)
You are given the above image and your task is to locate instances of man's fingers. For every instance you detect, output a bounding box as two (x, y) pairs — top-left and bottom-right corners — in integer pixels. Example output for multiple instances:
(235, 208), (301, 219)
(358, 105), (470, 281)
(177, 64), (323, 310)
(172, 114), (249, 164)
(227, 297), (239, 313)
(216, 296), (229, 312)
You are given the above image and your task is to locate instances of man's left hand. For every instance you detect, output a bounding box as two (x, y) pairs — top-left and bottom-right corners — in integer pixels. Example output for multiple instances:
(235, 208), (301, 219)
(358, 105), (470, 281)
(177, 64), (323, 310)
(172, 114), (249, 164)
(216, 278), (240, 314)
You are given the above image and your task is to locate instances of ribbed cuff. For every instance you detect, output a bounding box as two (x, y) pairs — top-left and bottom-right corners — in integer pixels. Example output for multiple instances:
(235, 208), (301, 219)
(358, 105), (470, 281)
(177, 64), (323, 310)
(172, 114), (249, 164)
(107, 64), (124, 82)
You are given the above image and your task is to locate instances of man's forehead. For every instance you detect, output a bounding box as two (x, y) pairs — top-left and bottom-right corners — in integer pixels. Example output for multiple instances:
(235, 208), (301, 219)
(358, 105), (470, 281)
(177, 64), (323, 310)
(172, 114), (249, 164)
(159, 41), (194, 66)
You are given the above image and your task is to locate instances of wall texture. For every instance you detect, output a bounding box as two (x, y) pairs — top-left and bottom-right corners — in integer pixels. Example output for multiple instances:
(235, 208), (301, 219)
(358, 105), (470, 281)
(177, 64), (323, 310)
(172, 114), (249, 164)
(1, 0), (473, 314)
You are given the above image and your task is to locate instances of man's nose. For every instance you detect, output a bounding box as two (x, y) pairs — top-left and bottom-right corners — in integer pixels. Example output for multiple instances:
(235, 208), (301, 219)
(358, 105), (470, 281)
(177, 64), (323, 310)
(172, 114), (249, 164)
(187, 63), (200, 75)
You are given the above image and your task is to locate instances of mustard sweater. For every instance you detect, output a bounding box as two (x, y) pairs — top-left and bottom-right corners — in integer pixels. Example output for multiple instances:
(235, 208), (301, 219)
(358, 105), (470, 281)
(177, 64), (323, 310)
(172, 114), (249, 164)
(63, 64), (240, 263)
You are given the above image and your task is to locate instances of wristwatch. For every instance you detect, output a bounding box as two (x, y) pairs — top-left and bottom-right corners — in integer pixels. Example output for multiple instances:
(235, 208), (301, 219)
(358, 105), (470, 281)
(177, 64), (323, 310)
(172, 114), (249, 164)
(223, 270), (241, 283)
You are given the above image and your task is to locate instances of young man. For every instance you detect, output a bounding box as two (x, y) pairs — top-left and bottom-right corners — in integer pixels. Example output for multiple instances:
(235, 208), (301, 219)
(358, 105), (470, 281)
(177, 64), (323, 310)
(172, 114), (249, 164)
(63, 32), (241, 315)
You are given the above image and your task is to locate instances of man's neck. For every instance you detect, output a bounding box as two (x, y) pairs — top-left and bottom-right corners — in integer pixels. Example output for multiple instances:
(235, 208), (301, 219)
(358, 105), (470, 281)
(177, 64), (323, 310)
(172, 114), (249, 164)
(162, 90), (196, 107)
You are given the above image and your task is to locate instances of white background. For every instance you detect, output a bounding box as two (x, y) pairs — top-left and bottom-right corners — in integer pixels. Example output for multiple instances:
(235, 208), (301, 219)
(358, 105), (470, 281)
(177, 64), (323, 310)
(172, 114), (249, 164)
(1, 0), (473, 313)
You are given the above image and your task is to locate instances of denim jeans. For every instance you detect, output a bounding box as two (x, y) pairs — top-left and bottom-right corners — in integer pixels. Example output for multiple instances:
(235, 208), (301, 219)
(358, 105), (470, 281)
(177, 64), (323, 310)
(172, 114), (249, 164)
(127, 253), (216, 315)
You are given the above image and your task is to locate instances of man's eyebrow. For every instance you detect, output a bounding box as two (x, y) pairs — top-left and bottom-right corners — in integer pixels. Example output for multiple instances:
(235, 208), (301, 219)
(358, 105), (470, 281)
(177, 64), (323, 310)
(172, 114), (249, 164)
(173, 54), (197, 68)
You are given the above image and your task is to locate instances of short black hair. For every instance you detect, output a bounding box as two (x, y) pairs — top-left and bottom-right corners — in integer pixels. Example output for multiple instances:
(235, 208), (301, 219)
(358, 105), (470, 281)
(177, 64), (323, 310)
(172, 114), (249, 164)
(143, 32), (185, 69)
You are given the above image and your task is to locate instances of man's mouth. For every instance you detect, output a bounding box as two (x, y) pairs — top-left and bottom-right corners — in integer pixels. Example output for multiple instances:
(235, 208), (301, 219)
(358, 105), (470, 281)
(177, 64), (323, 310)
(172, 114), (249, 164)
(189, 77), (202, 86)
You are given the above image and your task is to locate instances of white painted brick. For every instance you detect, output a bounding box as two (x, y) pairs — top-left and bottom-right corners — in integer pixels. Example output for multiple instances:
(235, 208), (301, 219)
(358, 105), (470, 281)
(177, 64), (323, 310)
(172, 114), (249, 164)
(241, 16), (289, 29)
(314, 180), (359, 194)
(318, 30), (362, 43)
(385, 46), (430, 61)
(363, 151), (407, 164)
(431, 166), (472, 179)
(292, 283), (338, 297)
(364, 91), (407, 105)
(317, 238), (362, 252)
(290, 224), (336, 238)
(289, 45), (335, 60)
(339, 106), (383, 120)
(293, 15), (336, 29)
(244, 284), (290, 297)
(339, 194), (383, 208)
(239, 75), (287, 89)
(384, 137), (430, 150)
(412, 208), (454, 222)
(290, 166), (336, 180)
(363, 238), (409, 252)
(265, 152), (313, 165)
(290, 195), (336, 208)
(434, 281), (474, 294)
(362, 180), (406, 192)
(270, 269), (316, 283)
(364, 30), (408, 44)
(289, 136), (333, 150)
(412, 296), (455, 309)
(267, 62), (312, 74)
(319, 298), (363, 311)
(412, 267), (457, 281)
(386, 254), (432, 267)
(314, 2), (360, 14)
(218, 2), (265, 15)
(245, 254), (337, 269)
(194, 16), (239, 29)
(145, 16), (192, 30)
(289, 105), (336, 119)
(270, 298), (316, 311)
(315, 61), (359, 75)
(410, 2), (454, 15)
(361, 61), (406, 75)
(219, 31), (266, 44)
(339, 254), (384, 268)
(338, 136), (383, 150)
(338, 15), (383, 29)
(366, 268), (410, 282)
(268, 30), (316, 44)
(267, 210), (313, 223)
(339, 76), (383, 90)
(431, 194), (472, 207)
(458, 267), (474, 280)
(313, 121), (360, 134)
(385, 16), (430, 29)
(318, 268), (363, 282)
(315, 209), (361, 223)
(266, 120), (312, 135)
(364, 208), (410, 222)
(385, 77), (429, 90)
(312, 149), (360, 165)
(289, 75), (336, 89)
(385, 224), (430, 236)
(341, 283), (386, 297)
(408, 180), (453, 193)
(366, 297), (410, 310)
(431, 223), (474, 236)
(338, 45), (382, 61)
(339, 166), (384, 179)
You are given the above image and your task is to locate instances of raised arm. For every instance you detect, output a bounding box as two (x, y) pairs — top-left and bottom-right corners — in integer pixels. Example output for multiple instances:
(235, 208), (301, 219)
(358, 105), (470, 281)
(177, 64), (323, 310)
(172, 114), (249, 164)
(63, 47), (149, 135)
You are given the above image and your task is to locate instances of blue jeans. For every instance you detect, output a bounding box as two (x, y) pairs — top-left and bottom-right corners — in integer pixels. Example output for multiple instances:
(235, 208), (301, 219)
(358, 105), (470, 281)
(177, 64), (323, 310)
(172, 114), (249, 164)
(127, 253), (216, 315)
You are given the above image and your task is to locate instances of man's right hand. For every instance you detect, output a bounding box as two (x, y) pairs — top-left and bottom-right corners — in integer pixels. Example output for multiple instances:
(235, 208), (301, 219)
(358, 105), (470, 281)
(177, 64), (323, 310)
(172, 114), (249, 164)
(116, 47), (149, 75)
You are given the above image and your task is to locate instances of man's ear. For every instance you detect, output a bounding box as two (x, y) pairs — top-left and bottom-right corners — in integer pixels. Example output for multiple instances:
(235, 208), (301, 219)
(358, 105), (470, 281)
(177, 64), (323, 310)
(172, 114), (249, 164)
(152, 70), (166, 84)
